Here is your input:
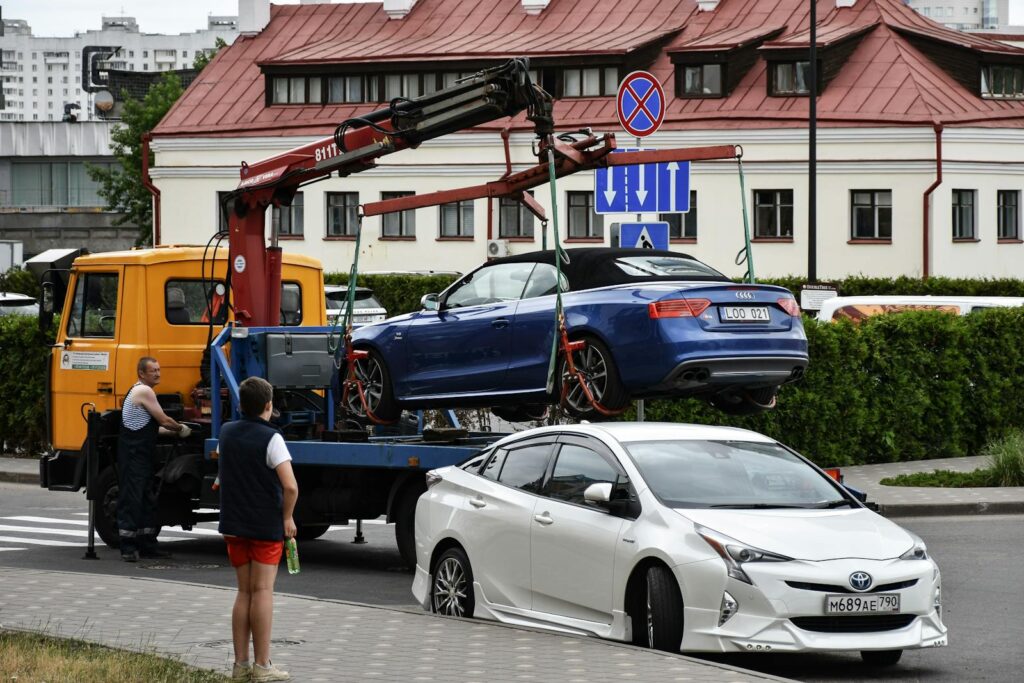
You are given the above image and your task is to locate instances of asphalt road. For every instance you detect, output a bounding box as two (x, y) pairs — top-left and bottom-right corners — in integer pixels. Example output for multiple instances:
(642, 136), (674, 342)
(2, 481), (1022, 681)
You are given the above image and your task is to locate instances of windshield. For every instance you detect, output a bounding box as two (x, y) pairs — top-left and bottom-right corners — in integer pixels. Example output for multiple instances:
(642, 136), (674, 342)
(614, 255), (725, 279)
(623, 440), (848, 509)
(325, 290), (383, 311)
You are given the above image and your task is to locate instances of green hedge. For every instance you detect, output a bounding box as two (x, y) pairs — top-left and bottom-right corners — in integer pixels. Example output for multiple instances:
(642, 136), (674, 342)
(639, 308), (1024, 466)
(0, 314), (52, 453)
(0, 266), (40, 298)
(323, 273), (459, 316)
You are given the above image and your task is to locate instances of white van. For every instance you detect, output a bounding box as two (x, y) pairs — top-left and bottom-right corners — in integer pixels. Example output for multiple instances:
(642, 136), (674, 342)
(816, 295), (1024, 323)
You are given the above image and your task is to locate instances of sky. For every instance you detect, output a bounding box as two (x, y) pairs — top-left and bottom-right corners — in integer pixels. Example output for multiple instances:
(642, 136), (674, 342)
(1, 0), (1022, 36)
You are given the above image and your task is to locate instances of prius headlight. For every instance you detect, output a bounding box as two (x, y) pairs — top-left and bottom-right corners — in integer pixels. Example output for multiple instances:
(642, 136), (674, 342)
(696, 525), (792, 585)
(899, 532), (928, 561)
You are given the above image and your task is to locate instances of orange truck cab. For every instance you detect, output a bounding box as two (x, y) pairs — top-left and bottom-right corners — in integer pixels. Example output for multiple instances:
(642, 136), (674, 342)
(40, 245), (325, 493)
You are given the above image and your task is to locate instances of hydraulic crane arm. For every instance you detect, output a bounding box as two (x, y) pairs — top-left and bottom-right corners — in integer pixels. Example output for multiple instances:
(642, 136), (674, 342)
(224, 59), (553, 326)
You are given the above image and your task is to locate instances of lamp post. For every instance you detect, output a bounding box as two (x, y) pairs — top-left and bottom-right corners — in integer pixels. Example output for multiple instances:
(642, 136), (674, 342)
(808, 0), (818, 283)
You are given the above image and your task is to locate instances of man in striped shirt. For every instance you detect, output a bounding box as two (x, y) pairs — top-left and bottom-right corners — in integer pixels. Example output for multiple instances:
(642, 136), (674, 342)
(118, 356), (189, 562)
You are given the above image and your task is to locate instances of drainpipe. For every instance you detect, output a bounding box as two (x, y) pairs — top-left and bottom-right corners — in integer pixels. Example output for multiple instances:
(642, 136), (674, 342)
(921, 123), (943, 279)
(141, 133), (161, 246)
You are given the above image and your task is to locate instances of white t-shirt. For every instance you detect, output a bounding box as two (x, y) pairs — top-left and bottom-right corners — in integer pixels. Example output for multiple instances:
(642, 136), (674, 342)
(266, 433), (293, 470)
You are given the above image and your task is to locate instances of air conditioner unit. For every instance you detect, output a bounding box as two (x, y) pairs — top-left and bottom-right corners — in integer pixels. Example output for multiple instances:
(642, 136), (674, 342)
(486, 239), (510, 259)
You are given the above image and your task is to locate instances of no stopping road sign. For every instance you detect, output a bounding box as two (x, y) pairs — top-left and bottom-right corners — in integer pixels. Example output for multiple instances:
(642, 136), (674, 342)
(617, 71), (665, 138)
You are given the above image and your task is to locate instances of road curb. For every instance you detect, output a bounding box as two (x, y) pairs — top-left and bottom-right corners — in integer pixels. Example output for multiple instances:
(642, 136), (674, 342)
(0, 470), (38, 485)
(880, 501), (1024, 517)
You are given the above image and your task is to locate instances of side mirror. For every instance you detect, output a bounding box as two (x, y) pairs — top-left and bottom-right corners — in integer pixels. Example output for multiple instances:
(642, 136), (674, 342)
(420, 293), (439, 311)
(39, 281), (55, 333)
(583, 482), (612, 504)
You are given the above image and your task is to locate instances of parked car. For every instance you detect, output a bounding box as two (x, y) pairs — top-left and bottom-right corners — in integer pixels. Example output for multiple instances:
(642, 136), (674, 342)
(0, 292), (39, 317)
(348, 248), (808, 420)
(413, 422), (947, 664)
(324, 285), (387, 326)
(816, 295), (1024, 323)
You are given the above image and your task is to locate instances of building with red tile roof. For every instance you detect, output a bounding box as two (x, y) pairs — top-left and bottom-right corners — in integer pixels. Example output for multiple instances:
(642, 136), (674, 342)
(151, 0), (1024, 281)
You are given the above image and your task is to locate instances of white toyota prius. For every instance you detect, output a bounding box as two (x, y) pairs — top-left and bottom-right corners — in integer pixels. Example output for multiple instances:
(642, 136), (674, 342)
(412, 423), (947, 666)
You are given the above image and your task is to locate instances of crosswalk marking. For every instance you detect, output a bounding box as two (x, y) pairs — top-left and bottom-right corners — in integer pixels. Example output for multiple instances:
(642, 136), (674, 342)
(0, 535), (83, 547)
(4, 515), (90, 526)
(0, 547), (26, 552)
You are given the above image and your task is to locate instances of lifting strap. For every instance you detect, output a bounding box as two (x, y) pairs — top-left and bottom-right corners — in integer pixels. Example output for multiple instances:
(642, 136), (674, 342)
(543, 139), (625, 418)
(332, 213), (396, 425)
(733, 147), (756, 284)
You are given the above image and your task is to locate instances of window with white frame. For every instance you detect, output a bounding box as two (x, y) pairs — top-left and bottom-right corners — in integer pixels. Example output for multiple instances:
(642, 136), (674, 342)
(998, 190), (1020, 240)
(271, 192), (304, 237)
(659, 190), (698, 239)
(771, 61), (811, 95)
(381, 191), (416, 237)
(981, 65), (1024, 99)
(754, 190), (794, 238)
(680, 65), (723, 97)
(851, 190), (892, 240)
(326, 192), (360, 237)
(498, 193), (535, 238)
(440, 200), (474, 238)
(567, 191), (603, 239)
(562, 67), (618, 97)
(952, 189), (975, 240)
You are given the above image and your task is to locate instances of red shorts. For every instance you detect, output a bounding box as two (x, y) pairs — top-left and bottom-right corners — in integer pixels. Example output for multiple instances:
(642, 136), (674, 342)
(223, 535), (283, 567)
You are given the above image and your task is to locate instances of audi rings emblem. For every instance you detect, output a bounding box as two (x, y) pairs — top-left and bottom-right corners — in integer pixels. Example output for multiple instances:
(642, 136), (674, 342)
(735, 291), (755, 300)
(849, 571), (873, 592)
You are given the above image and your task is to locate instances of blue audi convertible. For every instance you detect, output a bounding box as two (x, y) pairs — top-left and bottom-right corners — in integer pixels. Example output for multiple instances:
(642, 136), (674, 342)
(347, 248), (807, 421)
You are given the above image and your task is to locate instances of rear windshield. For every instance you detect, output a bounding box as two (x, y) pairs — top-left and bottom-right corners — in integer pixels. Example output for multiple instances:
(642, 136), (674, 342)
(614, 255), (725, 280)
(326, 290), (383, 311)
(623, 439), (846, 509)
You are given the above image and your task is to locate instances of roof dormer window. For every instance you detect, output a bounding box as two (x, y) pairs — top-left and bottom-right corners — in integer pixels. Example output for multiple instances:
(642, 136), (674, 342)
(561, 67), (618, 98)
(771, 61), (812, 96)
(680, 64), (723, 97)
(981, 64), (1024, 99)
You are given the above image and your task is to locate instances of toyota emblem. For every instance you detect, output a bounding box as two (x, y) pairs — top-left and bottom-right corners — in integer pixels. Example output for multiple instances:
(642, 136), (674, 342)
(735, 291), (755, 300)
(849, 571), (873, 592)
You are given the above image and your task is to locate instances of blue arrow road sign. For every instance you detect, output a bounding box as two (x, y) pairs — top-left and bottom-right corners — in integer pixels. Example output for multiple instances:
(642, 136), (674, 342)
(619, 222), (670, 250)
(595, 150), (690, 214)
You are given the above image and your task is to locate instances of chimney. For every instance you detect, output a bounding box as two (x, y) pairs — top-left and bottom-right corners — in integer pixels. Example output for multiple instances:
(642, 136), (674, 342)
(522, 0), (551, 14)
(696, 0), (719, 11)
(238, 0), (270, 35)
(836, 0), (856, 7)
(383, 0), (418, 20)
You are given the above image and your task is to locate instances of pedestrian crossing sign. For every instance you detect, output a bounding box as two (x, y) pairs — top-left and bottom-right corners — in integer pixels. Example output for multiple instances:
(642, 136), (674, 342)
(618, 222), (670, 250)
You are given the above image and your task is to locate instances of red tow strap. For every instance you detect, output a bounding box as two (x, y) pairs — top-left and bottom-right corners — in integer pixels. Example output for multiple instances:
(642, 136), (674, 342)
(556, 315), (626, 418)
(340, 334), (397, 425)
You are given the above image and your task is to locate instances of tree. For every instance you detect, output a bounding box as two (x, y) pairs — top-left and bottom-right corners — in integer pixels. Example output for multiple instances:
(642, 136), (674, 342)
(192, 37), (228, 71)
(89, 37), (227, 246)
(87, 72), (183, 246)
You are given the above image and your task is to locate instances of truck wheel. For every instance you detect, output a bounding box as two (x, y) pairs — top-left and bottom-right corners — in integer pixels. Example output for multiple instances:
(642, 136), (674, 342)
(394, 484), (425, 570)
(94, 467), (121, 549)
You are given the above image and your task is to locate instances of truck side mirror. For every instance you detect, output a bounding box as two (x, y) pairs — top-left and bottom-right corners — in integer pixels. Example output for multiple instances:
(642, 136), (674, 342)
(39, 281), (55, 332)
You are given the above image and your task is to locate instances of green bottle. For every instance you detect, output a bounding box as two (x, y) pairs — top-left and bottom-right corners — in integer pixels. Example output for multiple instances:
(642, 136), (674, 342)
(285, 537), (300, 574)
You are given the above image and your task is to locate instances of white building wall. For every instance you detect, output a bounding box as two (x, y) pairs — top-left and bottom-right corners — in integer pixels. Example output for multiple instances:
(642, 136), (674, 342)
(152, 127), (1024, 280)
(0, 16), (237, 123)
(907, 0), (1010, 30)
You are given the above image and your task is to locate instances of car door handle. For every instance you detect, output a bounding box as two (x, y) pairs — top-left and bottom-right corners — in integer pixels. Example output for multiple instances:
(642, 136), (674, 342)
(491, 318), (509, 329)
(469, 498), (486, 508)
(533, 513), (554, 526)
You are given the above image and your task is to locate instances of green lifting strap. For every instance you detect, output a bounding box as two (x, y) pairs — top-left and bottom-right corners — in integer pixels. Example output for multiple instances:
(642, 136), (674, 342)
(545, 143), (568, 394)
(736, 149), (756, 284)
(329, 212), (364, 358)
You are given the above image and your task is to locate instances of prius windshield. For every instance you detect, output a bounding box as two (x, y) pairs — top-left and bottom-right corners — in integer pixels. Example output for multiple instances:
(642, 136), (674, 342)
(623, 440), (850, 509)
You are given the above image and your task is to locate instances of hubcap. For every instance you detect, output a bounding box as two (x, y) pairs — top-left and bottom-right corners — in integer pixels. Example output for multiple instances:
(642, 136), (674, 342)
(432, 557), (468, 617)
(564, 345), (608, 410)
(346, 356), (383, 416)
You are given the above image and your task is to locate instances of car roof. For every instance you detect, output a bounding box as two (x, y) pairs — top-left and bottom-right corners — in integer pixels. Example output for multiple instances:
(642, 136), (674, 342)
(324, 285), (372, 293)
(486, 248), (728, 290)
(494, 422), (775, 447)
(0, 292), (36, 302)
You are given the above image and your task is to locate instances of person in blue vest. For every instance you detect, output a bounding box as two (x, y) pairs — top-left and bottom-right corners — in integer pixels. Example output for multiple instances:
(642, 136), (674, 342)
(118, 356), (189, 562)
(218, 376), (298, 683)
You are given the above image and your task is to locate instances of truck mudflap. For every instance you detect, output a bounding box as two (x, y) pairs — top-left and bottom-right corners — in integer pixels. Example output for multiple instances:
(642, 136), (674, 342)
(40, 450), (85, 492)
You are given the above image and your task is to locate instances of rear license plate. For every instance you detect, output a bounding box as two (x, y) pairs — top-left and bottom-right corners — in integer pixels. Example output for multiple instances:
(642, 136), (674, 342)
(825, 593), (901, 614)
(719, 306), (771, 323)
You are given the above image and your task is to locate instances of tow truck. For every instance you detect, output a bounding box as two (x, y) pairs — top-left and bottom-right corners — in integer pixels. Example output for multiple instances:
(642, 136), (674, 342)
(34, 59), (741, 568)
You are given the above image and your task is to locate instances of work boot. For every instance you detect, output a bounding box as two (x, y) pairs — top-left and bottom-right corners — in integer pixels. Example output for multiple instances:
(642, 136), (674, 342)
(252, 661), (290, 681)
(121, 550), (139, 563)
(231, 661), (252, 681)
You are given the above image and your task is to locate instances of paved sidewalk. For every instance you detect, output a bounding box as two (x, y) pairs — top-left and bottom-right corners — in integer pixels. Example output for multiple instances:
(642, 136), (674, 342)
(0, 567), (787, 683)
(842, 455), (1024, 516)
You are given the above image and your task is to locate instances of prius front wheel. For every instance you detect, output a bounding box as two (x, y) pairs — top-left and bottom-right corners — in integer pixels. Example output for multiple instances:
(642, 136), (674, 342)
(636, 565), (684, 652)
(431, 547), (475, 618)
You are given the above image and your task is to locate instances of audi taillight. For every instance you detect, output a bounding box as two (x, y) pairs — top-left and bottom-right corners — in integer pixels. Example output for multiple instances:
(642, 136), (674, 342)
(649, 298), (711, 319)
(777, 297), (801, 317)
